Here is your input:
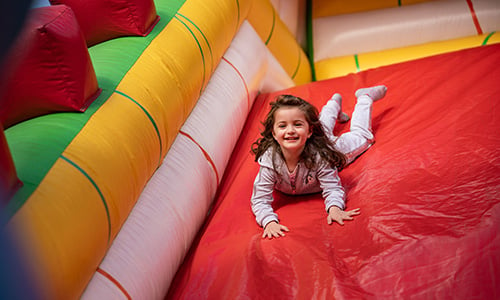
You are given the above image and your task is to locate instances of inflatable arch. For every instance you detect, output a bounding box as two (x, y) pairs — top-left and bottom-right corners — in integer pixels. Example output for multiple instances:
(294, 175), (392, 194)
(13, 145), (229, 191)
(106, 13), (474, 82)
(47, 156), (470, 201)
(0, 0), (499, 299)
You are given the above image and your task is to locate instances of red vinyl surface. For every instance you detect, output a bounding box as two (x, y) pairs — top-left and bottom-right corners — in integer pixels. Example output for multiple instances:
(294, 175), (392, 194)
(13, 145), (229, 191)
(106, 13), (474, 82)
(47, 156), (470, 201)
(49, 0), (159, 46)
(167, 44), (500, 299)
(0, 124), (21, 205)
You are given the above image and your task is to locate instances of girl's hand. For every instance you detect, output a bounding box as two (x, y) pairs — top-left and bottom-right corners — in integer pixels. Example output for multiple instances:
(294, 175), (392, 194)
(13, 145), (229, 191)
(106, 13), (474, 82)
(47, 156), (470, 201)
(327, 206), (360, 225)
(263, 221), (289, 239)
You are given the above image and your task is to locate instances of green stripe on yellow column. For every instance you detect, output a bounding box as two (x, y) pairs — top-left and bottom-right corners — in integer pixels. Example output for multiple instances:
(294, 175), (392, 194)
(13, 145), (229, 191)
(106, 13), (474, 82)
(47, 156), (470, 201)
(176, 0), (251, 87)
(354, 54), (361, 72)
(177, 12), (215, 73)
(248, 0), (311, 84)
(60, 155), (111, 244)
(265, 10), (276, 45)
(174, 14), (208, 96)
(315, 33), (500, 80)
(115, 90), (163, 167)
(6, 156), (111, 299)
(482, 32), (497, 45)
(235, 0), (241, 31)
(291, 44), (302, 80)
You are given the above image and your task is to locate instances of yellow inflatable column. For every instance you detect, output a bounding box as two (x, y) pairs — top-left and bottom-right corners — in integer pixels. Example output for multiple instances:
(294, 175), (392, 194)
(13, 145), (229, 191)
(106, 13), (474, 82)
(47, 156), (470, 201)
(247, 0), (311, 85)
(315, 32), (500, 79)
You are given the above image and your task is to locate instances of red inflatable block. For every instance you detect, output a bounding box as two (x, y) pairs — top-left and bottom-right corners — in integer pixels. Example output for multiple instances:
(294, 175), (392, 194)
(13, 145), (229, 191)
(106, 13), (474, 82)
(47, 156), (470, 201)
(0, 5), (101, 128)
(49, 0), (160, 46)
(0, 124), (21, 206)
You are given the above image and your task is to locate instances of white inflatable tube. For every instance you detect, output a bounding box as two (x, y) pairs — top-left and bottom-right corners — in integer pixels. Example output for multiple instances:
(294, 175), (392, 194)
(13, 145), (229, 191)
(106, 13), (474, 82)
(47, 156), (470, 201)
(313, 0), (500, 62)
(81, 21), (293, 300)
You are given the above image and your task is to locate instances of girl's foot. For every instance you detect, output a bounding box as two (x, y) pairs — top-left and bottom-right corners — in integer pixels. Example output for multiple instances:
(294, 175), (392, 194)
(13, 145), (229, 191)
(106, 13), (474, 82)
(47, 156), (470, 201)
(330, 93), (350, 123)
(355, 85), (387, 101)
(338, 112), (350, 123)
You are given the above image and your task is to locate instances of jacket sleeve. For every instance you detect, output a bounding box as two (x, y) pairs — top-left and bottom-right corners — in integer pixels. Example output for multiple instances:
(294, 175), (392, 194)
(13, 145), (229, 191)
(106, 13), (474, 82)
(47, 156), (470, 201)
(251, 165), (278, 227)
(317, 163), (346, 211)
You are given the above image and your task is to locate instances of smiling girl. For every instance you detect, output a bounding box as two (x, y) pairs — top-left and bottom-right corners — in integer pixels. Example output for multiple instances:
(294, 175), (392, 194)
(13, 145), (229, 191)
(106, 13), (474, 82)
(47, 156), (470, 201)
(251, 85), (387, 239)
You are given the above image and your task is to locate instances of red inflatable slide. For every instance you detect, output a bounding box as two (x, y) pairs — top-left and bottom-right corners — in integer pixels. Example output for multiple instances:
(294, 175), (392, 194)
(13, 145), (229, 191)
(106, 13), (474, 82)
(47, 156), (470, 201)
(167, 44), (500, 299)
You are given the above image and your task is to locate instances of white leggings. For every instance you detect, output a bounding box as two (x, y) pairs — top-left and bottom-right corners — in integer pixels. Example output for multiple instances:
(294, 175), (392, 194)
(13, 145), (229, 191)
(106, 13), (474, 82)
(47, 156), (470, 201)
(319, 95), (374, 164)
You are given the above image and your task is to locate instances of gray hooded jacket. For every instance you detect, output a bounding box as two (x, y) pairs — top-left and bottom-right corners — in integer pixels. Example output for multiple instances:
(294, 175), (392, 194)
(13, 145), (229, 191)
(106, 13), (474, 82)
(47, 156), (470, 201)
(251, 148), (345, 227)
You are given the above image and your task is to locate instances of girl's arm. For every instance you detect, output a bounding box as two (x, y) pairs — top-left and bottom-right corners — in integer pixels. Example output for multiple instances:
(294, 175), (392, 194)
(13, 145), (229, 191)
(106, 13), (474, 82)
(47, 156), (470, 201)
(318, 164), (361, 225)
(251, 166), (279, 227)
(317, 163), (346, 211)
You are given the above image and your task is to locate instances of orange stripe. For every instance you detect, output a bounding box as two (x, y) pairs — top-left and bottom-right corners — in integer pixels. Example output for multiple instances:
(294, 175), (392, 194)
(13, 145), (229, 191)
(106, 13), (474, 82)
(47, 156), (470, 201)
(221, 56), (251, 111)
(179, 131), (220, 185)
(96, 268), (132, 300)
(466, 0), (483, 35)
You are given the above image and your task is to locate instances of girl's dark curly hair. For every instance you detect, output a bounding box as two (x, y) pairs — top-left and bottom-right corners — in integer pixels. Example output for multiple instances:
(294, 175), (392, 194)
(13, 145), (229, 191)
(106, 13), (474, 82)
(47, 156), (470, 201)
(251, 94), (346, 171)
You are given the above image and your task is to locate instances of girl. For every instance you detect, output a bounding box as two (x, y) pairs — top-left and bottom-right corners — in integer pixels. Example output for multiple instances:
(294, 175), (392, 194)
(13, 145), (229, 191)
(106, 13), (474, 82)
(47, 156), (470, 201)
(251, 85), (387, 239)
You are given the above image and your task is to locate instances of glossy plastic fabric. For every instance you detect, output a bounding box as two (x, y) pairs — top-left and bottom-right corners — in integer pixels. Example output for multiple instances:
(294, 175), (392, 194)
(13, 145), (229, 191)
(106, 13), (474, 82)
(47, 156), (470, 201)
(167, 44), (500, 299)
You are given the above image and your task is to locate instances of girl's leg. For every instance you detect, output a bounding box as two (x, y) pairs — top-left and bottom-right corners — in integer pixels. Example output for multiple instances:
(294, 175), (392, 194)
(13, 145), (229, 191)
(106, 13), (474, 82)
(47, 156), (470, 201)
(319, 93), (349, 140)
(334, 85), (387, 164)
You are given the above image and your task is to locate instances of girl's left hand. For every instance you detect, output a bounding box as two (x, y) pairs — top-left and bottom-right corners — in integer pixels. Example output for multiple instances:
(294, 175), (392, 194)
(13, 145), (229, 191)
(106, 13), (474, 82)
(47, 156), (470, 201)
(327, 206), (360, 225)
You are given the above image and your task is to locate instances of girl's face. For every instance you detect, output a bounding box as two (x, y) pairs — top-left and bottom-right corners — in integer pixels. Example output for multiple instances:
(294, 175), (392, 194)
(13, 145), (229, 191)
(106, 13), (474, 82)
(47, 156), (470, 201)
(272, 106), (312, 155)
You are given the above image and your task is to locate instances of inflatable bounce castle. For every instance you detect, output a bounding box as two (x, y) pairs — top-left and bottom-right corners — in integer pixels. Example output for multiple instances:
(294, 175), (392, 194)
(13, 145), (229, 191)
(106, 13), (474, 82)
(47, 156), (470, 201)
(1, 0), (499, 299)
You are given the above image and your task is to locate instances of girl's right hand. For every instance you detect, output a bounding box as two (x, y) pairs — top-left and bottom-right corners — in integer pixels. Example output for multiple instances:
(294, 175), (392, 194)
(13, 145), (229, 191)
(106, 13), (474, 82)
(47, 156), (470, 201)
(263, 221), (289, 239)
